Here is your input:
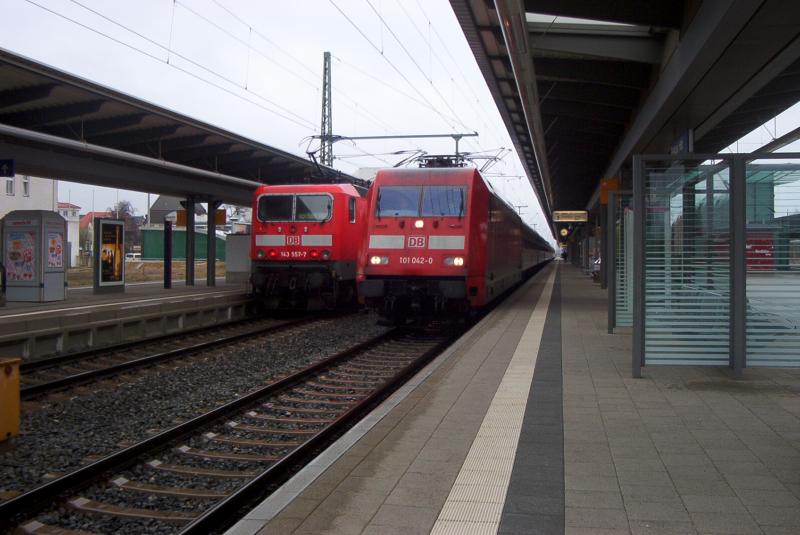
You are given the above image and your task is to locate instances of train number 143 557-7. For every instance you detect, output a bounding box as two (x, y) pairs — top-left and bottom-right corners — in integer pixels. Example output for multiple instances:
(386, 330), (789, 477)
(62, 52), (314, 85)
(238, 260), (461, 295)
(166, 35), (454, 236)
(399, 256), (434, 265)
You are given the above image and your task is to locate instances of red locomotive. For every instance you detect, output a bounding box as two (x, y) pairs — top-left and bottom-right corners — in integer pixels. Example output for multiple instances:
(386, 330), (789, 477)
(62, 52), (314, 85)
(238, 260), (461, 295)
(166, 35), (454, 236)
(357, 162), (553, 321)
(250, 183), (365, 309)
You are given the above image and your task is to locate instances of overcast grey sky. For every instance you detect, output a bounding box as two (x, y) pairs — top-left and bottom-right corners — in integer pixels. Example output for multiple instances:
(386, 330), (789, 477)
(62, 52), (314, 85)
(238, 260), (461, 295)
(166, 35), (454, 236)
(1, 0), (555, 236)
(2, 0), (798, 240)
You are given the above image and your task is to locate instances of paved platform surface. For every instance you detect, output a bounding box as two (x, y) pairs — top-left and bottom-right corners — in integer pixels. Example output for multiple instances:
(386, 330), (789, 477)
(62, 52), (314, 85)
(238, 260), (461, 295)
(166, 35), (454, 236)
(0, 278), (247, 318)
(228, 262), (800, 535)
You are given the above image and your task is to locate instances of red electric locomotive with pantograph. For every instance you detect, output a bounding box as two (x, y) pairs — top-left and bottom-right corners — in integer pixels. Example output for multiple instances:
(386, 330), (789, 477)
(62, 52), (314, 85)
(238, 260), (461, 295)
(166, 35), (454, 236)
(357, 157), (553, 322)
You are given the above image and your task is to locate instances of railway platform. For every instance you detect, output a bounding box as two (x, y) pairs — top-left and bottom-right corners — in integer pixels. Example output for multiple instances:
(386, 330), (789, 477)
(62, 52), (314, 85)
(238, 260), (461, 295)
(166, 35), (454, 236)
(0, 279), (252, 360)
(228, 262), (800, 535)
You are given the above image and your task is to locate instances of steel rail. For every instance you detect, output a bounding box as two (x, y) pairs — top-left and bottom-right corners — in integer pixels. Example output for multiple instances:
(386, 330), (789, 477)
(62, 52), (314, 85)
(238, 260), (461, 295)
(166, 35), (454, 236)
(178, 330), (454, 535)
(20, 317), (316, 400)
(0, 329), (399, 531)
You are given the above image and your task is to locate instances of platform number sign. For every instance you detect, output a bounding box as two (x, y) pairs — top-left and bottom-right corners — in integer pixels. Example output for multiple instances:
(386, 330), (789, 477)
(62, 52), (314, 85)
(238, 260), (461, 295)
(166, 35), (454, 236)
(408, 236), (426, 248)
(286, 235), (301, 246)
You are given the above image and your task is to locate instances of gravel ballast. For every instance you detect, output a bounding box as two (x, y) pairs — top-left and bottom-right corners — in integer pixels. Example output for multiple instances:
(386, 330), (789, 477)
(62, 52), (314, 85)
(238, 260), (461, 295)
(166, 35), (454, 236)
(0, 313), (388, 497)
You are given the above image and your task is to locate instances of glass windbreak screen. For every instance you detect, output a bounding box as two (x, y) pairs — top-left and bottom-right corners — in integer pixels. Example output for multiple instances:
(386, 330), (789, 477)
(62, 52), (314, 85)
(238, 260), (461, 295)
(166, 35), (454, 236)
(422, 186), (466, 216)
(377, 186), (421, 217)
(643, 162), (731, 366)
(745, 161), (800, 367)
(258, 195), (293, 222)
(614, 193), (633, 328)
(296, 195), (332, 221)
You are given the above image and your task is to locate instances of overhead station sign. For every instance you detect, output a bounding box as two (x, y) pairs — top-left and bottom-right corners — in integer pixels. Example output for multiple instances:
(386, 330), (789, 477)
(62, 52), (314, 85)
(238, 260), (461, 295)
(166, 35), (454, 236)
(553, 210), (588, 222)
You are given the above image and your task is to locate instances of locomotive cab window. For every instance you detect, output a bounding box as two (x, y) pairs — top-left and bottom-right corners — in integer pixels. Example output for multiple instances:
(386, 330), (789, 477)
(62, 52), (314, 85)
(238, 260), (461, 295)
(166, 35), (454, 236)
(422, 186), (466, 217)
(376, 185), (467, 217)
(258, 195), (293, 222)
(377, 186), (421, 217)
(296, 194), (332, 222)
(257, 194), (332, 222)
(349, 196), (357, 223)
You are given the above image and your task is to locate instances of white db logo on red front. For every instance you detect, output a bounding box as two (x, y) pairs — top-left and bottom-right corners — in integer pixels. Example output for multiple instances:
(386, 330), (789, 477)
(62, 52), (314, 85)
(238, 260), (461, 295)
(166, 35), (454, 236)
(408, 236), (426, 248)
(286, 236), (301, 246)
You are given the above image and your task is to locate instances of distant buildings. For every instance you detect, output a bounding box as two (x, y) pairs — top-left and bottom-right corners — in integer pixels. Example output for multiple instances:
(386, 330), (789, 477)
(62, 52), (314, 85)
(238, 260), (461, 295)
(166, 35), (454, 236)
(57, 202), (81, 267)
(79, 211), (113, 232)
(0, 175), (58, 219)
(149, 195), (205, 225)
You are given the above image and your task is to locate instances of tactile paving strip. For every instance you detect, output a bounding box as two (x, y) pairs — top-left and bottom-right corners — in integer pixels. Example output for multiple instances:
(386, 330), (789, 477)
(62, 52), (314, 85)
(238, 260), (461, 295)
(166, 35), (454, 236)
(430, 269), (556, 535)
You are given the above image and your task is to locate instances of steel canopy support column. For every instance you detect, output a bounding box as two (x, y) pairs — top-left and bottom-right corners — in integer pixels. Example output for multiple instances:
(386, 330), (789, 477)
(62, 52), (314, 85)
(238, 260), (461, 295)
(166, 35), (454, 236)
(164, 220), (172, 289)
(600, 205), (608, 289)
(731, 157), (747, 374)
(207, 201), (221, 287)
(185, 197), (195, 286)
(632, 156), (645, 378)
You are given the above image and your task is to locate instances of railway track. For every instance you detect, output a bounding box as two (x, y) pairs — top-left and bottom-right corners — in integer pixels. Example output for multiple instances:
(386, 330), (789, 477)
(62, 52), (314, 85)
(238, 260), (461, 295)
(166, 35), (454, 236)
(19, 317), (315, 400)
(3, 327), (454, 534)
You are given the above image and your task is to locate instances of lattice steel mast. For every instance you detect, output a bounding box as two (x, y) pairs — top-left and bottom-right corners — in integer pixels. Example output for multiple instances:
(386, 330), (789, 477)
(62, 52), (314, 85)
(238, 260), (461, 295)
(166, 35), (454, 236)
(319, 51), (333, 167)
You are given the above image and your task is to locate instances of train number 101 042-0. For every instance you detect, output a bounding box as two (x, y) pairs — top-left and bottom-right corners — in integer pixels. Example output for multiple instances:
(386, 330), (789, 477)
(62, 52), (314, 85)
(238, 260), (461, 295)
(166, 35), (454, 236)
(399, 256), (434, 265)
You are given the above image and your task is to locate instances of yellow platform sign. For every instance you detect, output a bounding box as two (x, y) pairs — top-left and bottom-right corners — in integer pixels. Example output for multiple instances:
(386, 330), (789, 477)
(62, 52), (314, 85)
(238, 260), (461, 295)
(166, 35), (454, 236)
(0, 358), (20, 442)
(553, 210), (588, 222)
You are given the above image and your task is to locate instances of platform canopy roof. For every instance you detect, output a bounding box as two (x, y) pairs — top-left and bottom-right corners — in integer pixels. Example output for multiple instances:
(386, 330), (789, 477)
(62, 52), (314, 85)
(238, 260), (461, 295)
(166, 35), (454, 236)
(451, 0), (800, 218)
(0, 47), (357, 205)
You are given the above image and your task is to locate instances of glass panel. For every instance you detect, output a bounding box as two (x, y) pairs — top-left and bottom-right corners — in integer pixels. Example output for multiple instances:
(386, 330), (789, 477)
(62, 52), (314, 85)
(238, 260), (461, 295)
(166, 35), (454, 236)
(377, 186), (421, 217)
(643, 161), (731, 366)
(295, 194), (332, 221)
(258, 195), (293, 222)
(614, 193), (633, 327)
(745, 160), (800, 367)
(421, 186), (466, 216)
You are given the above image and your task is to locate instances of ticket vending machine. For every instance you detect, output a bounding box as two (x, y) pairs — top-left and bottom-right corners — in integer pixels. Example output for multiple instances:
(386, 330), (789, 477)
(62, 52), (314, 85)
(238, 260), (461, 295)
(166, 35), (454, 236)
(1, 210), (67, 302)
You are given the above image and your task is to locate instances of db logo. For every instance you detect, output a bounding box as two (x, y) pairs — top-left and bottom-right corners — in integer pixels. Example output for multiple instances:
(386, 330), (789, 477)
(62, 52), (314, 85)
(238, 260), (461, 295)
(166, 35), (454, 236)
(286, 236), (301, 246)
(408, 236), (426, 248)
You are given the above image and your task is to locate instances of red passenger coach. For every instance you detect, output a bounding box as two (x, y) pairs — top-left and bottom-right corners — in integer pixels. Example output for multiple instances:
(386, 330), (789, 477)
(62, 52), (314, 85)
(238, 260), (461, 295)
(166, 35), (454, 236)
(250, 184), (365, 309)
(357, 166), (552, 321)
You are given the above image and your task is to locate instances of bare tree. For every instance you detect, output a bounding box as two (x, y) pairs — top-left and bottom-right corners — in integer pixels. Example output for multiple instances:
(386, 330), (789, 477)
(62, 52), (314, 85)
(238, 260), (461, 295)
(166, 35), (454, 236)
(108, 200), (141, 252)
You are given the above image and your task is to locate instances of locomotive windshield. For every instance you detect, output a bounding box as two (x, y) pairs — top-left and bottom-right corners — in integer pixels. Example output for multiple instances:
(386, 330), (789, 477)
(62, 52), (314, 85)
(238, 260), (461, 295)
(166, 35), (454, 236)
(377, 185), (466, 217)
(258, 195), (293, 221)
(257, 194), (332, 222)
(377, 186), (421, 217)
(422, 186), (466, 217)
(296, 195), (332, 221)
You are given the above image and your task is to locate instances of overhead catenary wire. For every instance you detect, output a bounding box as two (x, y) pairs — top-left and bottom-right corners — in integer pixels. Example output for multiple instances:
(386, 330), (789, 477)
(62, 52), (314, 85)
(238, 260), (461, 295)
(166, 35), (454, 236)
(208, 0), (422, 154)
(46, 0), (319, 131)
(363, 0), (481, 151)
(410, 0), (533, 180)
(328, 0), (466, 133)
(365, 1), (484, 156)
(400, 0), (510, 150)
(200, 0), (473, 162)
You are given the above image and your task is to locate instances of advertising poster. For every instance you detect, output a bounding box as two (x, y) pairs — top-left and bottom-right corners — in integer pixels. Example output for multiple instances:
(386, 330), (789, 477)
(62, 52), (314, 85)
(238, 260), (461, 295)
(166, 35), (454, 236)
(47, 231), (64, 268)
(99, 221), (124, 285)
(5, 230), (36, 282)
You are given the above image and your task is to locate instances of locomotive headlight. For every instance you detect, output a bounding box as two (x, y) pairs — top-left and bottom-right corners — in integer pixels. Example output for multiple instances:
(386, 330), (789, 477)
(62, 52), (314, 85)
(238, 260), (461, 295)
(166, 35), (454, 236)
(453, 256), (464, 266)
(321, 250), (331, 260)
(445, 256), (465, 266)
(257, 250), (265, 259)
(370, 255), (389, 265)
(414, 219), (424, 229)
